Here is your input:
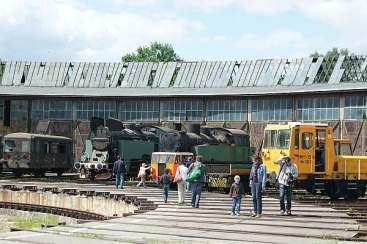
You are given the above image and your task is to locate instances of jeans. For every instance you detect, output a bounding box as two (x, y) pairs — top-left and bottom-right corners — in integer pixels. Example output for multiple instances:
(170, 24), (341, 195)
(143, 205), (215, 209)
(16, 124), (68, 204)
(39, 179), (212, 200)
(232, 196), (242, 214)
(186, 182), (191, 192)
(177, 181), (186, 204)
(191, 182), (203, 208)
(115, 173), (124, 189)
(163, 185), (169, 203)
(279, 184), (293, 211)
(251, 183), (263, 214)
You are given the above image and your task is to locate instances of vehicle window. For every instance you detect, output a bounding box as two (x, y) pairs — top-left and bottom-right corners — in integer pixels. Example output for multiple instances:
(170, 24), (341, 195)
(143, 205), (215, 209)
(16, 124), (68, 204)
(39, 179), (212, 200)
(152, 154), (159, 162)
(51, 142), (58, 153)
(21, 140), (31, 153)
(58, 143), (66, 153)
(302, 133), (313, 149)
(43, 142), (50, 153)
(334, 143), (352, 156)
(158, 155), (174, 164)
(277, 130), (290, 149)
(4, 140), (16, 152)
(294, 129), (299, 149)
(264, 130), (277, 148)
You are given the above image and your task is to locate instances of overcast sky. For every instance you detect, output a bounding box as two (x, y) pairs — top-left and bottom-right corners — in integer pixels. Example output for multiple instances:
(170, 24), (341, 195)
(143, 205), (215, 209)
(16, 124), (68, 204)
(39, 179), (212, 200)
(0, 0), (366, 62)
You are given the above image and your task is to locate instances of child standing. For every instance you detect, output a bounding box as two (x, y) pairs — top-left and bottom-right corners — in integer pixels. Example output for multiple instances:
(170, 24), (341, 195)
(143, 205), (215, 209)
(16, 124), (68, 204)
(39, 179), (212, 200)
(160, 168), (171, 203)
(229, 175), (245, 216)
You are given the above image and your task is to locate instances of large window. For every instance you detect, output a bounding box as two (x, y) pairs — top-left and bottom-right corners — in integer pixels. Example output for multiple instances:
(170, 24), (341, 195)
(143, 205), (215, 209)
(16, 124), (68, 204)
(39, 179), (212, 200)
(252, 98), (292, 121)
(10, 100), (28, 121)
(75, 101), (116, 120)
(207, 100), (247, 121)
(344, 95), (367, 120)
(263, 129), (290, 149)
(296, 97), (339, 121)
(162, 100), (203, 121)
(0, 99), (3, 121)
(32, 100), (72, 120)
(119, 100), (159, 121)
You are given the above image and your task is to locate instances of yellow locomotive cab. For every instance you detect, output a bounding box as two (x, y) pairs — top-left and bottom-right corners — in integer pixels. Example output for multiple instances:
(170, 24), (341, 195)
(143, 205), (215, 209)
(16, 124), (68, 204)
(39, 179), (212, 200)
(262, 122), (367, 199)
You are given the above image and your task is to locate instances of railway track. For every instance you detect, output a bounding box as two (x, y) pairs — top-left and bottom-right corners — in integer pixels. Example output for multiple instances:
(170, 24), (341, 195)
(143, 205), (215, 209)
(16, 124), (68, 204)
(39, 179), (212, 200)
(0, 181), (366, 243)
(0, 179), (366, 242)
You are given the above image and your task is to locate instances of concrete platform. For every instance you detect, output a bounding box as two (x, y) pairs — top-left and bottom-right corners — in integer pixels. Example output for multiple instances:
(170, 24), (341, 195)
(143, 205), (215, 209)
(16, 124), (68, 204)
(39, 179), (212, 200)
(0, 181), (363, 243)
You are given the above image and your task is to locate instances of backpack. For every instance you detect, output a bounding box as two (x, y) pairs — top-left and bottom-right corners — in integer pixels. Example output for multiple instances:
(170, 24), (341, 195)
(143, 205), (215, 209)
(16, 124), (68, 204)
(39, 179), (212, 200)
(186, 163), (202, 182)
(161, 174), (171, 185)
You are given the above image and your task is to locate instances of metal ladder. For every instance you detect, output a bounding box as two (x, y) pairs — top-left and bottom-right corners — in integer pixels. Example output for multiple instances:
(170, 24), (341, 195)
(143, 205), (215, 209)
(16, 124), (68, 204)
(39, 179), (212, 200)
(313, 177), (325, 194)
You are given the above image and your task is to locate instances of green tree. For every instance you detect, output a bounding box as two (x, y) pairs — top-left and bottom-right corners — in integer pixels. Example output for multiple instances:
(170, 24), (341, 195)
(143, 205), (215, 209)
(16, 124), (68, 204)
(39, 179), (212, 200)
(122, 42), (181, 62)
(310, 47), (352, 58)
(310, 48), (357, 83)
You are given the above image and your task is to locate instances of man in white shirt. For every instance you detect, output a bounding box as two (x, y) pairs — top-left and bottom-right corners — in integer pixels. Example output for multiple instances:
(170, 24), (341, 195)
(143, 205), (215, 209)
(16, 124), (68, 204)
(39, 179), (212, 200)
(277, 156), (298, 216)
(175, 161), (188, 204)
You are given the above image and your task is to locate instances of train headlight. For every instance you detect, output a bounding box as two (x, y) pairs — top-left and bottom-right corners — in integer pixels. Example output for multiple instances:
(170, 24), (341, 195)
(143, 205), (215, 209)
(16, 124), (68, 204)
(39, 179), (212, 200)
(74, 163), (81, 169)
(80, 153), (89, 163)
(97, 164), (103, 170)
(101, 155), (106, 163)
(90, 164), (95, 169)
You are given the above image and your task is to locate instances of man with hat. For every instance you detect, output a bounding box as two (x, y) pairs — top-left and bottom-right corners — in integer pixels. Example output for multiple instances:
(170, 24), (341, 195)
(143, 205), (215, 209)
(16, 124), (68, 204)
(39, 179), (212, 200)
(277, 156), (298, 216)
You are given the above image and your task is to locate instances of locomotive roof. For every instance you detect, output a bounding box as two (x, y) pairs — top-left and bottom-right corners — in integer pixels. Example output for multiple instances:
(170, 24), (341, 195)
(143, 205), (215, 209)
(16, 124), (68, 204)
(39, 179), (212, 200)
(265, 122), (329, 130)
(222, 128), (248, 135)
(152, 152), (194, 156)
(4, 133), (72, 141)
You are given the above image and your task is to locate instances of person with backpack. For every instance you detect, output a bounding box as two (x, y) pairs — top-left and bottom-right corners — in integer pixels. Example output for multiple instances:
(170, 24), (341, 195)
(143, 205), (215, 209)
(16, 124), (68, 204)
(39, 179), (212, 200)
(186, 155), (207, 208)
(113, 156), (126, 189)
(160, 168), (171, 203)
(249, 155), (267, 218)
(185, 157), (193, 191)
(174, 161), (188, 204)
(277, 156), (298, 216)
(229, 175), (245, 216)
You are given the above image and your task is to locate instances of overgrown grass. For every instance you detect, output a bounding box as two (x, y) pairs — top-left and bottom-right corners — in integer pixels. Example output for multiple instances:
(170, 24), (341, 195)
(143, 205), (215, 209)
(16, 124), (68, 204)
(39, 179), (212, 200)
(14, 215), (59, 229)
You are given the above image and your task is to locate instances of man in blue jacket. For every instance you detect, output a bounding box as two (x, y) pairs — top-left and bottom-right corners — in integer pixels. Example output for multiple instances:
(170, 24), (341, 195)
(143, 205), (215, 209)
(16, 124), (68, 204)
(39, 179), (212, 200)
(249, 155), (267, 218)
(113, 156), (126, 189)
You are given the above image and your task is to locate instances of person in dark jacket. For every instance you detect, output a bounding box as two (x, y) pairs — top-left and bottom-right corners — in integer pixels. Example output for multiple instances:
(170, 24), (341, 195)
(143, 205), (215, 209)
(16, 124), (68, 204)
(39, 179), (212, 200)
(160, 168), (171, 203)
(113, 156), (126, 189)
(188, 155), (207, 208)
(229, 175), (245, 216)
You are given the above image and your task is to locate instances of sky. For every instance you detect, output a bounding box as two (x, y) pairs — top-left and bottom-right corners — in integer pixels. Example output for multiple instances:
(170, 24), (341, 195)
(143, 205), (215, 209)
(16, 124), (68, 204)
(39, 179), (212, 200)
(0, 0), (366, 62)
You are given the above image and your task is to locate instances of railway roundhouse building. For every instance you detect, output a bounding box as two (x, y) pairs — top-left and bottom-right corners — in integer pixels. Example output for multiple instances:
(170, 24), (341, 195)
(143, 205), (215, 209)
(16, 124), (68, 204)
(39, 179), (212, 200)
(0, 56), (366, 159)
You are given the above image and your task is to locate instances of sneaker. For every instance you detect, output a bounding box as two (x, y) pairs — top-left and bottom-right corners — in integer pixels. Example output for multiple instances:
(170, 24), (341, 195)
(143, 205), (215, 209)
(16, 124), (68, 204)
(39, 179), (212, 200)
(235, 212), (240, 216)
(256, 214), (262, 218)
(231, 212), (235, 216)
(286, 210), (292, 216)
(251, 213), (257, 217)
(280, 210), (285, 216)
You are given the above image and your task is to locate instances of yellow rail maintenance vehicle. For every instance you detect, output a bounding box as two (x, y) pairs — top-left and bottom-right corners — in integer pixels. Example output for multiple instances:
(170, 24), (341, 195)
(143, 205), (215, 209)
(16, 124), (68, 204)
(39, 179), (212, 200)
(262, 122), (367, 199)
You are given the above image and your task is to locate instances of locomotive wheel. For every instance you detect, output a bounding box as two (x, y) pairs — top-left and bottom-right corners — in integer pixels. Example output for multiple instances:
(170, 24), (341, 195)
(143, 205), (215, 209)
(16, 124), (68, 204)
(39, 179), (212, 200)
(35, 170), (46, 177)
(345, 190), (359, 200)
(13, 170), (22, 177)
(325, 181), (341, 200)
